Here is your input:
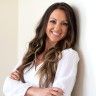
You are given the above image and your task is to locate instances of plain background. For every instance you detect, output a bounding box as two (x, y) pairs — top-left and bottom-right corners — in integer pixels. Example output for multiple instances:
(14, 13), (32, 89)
(0, 0), (18, 96)
(0, 0), (96, 96)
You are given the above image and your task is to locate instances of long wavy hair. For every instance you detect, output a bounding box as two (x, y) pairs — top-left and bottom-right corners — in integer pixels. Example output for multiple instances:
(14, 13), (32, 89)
(17, 2), (77, 87)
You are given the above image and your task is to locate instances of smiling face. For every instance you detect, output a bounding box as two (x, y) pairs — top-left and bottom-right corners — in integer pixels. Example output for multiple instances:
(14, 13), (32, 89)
(46, 9), (68, 44)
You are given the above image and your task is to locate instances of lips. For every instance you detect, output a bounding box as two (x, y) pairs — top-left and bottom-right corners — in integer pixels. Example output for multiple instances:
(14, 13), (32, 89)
(52, 31), (60, 36)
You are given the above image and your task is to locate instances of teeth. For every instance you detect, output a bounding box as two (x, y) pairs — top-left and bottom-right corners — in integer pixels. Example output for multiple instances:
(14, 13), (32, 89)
(52, 32), (60, 36)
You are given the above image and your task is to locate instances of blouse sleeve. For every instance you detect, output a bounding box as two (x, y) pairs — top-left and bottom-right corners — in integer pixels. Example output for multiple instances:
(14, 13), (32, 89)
(52, 49), (80, 96)
(3, 77), (32, 96)
(3, 60), (32, 96)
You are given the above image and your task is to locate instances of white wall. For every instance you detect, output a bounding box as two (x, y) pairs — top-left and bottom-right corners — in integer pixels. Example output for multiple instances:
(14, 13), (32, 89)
(0, 0), (18, 95)
(72, 1), (96, 96)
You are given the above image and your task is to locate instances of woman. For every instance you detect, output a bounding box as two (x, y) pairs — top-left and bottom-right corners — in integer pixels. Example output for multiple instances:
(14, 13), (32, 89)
(3, 2), (79, 96)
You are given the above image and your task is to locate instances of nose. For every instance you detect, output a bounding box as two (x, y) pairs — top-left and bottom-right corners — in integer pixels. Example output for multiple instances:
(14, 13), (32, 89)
(54, 23), (61, 31)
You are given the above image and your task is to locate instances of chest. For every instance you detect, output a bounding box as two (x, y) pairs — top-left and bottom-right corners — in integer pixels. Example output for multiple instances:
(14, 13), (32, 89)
(23, 64), (42, 87)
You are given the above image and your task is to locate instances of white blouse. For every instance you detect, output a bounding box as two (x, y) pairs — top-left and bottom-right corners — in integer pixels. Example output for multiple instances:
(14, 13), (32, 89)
(3, 48), (80, 96)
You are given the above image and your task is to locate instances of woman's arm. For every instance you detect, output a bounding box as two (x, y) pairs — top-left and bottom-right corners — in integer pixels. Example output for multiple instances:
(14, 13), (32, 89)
(52, 49), (80, 96)
(4, 69), (64, 96)
(25, 87), (64, 96)
(3, 60), (33, 96)
(3, 76), (32, 96)
(3, 76), (63, 96)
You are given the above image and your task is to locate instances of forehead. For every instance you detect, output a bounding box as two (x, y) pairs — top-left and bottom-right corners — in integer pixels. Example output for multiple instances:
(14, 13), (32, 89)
(49, 9), (67, 21)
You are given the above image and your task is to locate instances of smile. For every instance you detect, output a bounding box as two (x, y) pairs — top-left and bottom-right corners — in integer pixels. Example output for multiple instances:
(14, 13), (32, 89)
(52, 31), (60, 36)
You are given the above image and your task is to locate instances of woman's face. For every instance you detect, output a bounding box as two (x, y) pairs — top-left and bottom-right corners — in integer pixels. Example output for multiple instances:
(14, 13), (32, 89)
(46, 9), (68, 44)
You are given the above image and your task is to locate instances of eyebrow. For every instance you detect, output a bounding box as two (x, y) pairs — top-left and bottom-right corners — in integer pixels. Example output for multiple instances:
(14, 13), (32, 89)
(49, 17), (68, 22)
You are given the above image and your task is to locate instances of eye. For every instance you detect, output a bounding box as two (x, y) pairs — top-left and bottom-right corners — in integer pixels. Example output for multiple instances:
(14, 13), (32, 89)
(49, 20), (56, 24)
(62, 22), (68, 26)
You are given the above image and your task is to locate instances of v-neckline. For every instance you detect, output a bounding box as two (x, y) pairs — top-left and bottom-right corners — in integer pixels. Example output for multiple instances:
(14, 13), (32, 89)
(34, 62), (44, 71)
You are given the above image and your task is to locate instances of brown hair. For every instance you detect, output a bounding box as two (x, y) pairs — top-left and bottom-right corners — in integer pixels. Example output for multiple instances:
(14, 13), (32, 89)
(17, 2), (77, 87)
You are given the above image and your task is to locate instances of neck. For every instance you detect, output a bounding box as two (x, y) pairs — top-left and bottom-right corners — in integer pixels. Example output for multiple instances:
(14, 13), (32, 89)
(45, 38), (57, 50)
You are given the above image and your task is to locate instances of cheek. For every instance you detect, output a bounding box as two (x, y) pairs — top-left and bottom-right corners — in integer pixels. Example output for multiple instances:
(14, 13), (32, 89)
(47, 24), (53, 30)
(62, 28), (68, 37)
(46, 24), (52, 34)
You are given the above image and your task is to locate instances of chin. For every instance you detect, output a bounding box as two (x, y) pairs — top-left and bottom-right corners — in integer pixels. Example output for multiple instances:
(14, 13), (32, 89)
(50, 39), (59, 43)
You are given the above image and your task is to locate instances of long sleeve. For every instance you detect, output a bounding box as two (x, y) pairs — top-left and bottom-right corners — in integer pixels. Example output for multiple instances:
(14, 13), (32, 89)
(3, 59), (32, 96)
(52, 48), (80, 96)
(3, 76), (32, 96)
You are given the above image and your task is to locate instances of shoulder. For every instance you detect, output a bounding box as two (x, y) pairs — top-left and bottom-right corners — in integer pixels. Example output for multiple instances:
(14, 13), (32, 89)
(62, 48), (79, 57)
(62, 48), (78, 54)
(57, 48), (80, 72)
(61, 48), (80, 61)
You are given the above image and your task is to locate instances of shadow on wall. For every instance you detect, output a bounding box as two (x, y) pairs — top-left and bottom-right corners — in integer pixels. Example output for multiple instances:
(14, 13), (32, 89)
(72, 50), (85, 96)
(72, 6), (85, 96)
